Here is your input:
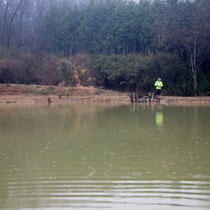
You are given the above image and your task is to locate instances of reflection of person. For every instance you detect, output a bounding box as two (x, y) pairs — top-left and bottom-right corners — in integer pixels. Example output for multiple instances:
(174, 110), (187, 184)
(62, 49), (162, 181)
(156, 112), (164, 128)
(154, 78), (163, 97)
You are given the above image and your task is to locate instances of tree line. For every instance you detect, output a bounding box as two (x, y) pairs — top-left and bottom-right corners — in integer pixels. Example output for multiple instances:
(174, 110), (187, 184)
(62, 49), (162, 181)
(0, 0), (209, 95)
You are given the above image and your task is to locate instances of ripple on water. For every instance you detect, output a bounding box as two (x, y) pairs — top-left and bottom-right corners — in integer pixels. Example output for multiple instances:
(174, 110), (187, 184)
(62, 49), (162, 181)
(1, 175), (210, 209)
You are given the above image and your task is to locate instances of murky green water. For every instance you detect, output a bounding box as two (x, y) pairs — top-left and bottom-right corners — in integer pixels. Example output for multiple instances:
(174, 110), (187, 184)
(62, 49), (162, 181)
(0, 103), (210, 209)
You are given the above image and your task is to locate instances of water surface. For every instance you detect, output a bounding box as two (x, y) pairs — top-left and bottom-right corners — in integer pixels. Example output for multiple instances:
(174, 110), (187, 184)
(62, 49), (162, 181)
(0, 103), (210, 209)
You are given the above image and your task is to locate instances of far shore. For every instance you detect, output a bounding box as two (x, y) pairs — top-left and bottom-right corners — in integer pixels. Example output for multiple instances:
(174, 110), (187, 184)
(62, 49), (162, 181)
(0, 84), (210, 105)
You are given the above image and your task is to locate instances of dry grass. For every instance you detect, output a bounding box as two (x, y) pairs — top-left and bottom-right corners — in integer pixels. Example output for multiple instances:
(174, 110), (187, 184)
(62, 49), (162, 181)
(1, 84), (210, 105)
(0, 84), (129, 104)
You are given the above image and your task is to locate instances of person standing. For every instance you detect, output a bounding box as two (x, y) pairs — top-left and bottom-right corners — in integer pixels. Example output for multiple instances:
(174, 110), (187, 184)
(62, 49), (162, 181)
(154, 78), (163, 97)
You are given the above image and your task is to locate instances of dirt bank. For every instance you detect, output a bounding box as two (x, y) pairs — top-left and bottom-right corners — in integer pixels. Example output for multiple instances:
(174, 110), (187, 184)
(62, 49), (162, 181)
(0, 84), (130, 104)
(160, 96), (210, 105)
(0, 84), (210, 105)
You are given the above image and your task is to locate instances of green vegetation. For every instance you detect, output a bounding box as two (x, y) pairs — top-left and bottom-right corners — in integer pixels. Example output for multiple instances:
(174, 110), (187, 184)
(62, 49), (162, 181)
(0, 0), (209, 95)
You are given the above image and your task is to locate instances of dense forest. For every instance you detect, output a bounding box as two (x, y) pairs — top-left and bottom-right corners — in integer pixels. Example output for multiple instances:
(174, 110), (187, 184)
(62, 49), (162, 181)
(0, 0), (209, 95)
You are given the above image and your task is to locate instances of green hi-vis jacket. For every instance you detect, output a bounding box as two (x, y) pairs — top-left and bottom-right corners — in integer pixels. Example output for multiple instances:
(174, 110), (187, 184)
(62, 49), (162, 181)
(155, 80), (163, 90)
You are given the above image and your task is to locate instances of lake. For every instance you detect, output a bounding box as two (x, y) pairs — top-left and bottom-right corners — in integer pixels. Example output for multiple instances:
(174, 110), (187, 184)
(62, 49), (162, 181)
(0, 103), (210, 209)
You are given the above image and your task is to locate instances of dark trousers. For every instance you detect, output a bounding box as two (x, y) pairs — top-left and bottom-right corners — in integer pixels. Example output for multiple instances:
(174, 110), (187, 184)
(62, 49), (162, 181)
(154, 89), (161, 97)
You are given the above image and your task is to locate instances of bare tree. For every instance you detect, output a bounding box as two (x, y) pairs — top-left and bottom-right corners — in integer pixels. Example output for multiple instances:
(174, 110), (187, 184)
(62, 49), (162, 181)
(0, 0), (50, 50)
(158, 0), (210, 95)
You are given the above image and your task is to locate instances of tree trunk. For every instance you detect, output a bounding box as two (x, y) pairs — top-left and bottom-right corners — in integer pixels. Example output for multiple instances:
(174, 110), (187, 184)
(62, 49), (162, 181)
(6, 0), (22, 49)
(189, 27), (198, 96)
(2, 1), (9, 47)
(190, 54), (198, 96)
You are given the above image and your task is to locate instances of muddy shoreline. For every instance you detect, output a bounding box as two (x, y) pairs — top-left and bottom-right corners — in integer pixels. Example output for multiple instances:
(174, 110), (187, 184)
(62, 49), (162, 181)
(160, 96), (210, 105)
(0, 84), (210, 105)
(0, 84), (130, 104)
(0, 94), (130, 104)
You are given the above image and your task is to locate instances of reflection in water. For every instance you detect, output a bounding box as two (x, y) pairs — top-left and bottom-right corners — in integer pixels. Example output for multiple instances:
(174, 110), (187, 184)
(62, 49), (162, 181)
(0, 104), (210, 209)
(155, 111), (164, 129)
